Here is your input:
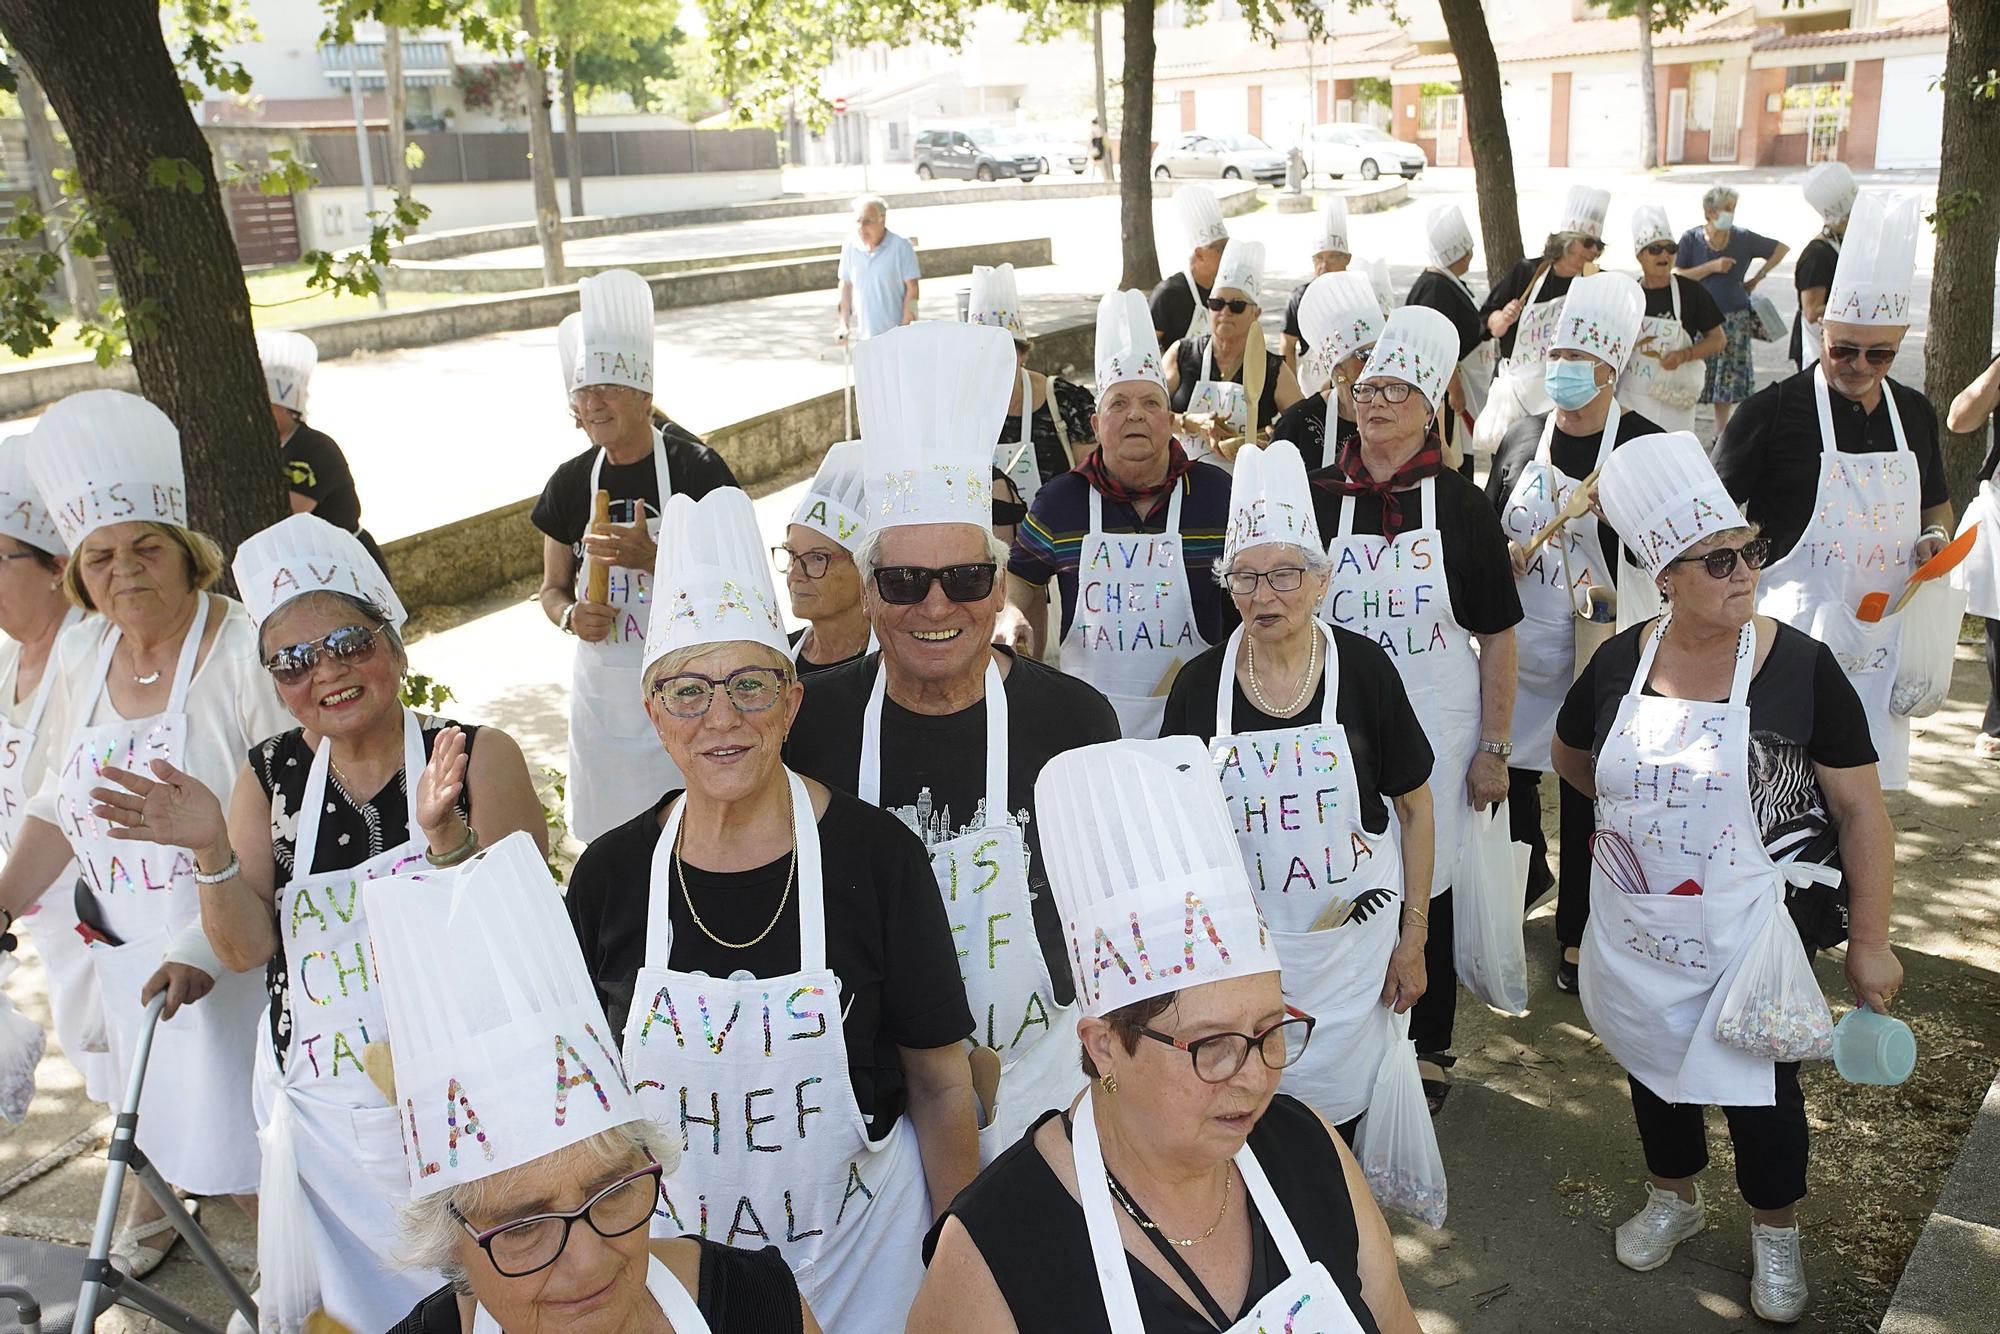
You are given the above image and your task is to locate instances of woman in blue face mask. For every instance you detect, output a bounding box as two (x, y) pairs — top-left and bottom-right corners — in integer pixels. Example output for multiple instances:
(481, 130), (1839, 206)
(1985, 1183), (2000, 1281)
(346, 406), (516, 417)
(1675, 186), (1788, 434)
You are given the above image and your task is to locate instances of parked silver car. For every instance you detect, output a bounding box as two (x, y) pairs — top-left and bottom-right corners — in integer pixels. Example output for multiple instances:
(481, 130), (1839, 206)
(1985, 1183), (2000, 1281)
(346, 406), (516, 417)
(1150, 132), (1286, 184)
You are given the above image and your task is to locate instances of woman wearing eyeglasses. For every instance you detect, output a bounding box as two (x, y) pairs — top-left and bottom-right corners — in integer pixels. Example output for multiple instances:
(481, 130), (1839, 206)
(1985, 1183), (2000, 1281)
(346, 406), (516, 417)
(1618, 205), (1725, 436)
(776, 440), (874, 677)
(1552, 434), (1897, 1325)
(1674, 186), (1788, 434)
(1163, 238), (1302, 465)
(87, 513), (545, 1329)
(908, 737), (1422, 1334)
(1474, 185), (1610, 449)
(566, 485), (978, 1333)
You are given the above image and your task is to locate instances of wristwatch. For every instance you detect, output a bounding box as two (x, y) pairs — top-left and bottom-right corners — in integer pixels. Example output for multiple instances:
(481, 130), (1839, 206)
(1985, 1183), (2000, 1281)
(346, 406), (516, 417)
(1477, 739), (1513, 758)
(559, 602), (578, 635)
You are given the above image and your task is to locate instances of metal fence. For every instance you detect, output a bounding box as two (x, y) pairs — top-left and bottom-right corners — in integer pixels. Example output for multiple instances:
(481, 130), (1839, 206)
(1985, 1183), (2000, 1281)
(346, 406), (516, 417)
(301, 127), (779, 188)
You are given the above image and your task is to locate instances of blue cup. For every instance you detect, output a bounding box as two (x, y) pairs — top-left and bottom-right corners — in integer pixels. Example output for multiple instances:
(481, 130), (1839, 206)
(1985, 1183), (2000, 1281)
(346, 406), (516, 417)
(1832, 1006), (1916, 1086)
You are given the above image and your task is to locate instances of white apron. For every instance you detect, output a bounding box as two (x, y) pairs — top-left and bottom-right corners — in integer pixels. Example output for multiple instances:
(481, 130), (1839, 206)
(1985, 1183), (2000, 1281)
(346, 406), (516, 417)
(1060, 483), (1209, 740)
(1322, 478), (1483, 897)
(1182, 271), (1210, 343)
(1953, 480), (2000, 621)
(1617, 279), (1706, 434)
(622, 773), (931, 1334)
(473, 1254), (710, 1334)
(997, 370), (1074, 515)
(1186, 339), (1253, 435)
(1501, 406), (1620, 771)
(1496, 268), (1564, 419)
(254, 710), (442, 1332)
(1579, 617), (1790, 1107)
(1756, 368), (1918, 788)
(52, 595), (263, 1193)
(1071, 1087), (1370, 1334)
(858, 659), (1079, 1162)
(1800, 238), (1840, 371)
(569, 429), (684, 842)
(1209, 622), (1402, 1125)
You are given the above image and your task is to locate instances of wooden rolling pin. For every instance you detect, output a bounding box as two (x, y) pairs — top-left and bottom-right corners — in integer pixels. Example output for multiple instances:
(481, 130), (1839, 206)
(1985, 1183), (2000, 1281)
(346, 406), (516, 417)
(1244, 319), (1267, 441)
(585, 488), (611, 603)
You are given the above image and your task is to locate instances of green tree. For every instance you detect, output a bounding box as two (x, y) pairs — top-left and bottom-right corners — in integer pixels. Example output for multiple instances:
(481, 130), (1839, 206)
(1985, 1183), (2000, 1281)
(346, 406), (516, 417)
(1436, 0), (1524, 276)
(1929, 11), (2000, 512)
(1587, 0), (1726, 169)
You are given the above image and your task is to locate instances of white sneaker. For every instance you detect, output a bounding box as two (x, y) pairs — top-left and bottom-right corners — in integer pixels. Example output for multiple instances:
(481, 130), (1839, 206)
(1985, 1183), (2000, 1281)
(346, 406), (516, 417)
(1614, 1182), (1707, 1272)
(1750, 1222), (1808, 1323)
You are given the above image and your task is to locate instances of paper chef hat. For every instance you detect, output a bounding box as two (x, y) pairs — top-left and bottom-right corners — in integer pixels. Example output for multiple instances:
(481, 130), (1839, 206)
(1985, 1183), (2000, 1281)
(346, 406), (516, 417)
(0, 431), (65, 555)
(1802, 161), (1858, 226)
(1177, 184), (1230, 250)
(256, 331), (317, 415)
(1296, 271), (1385, 397)
(27, 391), (187, 551)
(1314, 196), (1350, 258)
(643, 486), (790, 673)
(1425, 204), (1474, 269)
(1211, 238), (1266, 304)
(556, 312), (583, 398)
(1551, 271), (1647, 372)
(1095, 289), (1169, 400)
(232, 513), (406, 632)
(1558, 185), (1611, 241)
(1224, 440), (1320, 565)
(1597, 431), (1747, 577)
(1037, 736), (1278, 1018)
(1825, 191), (1919, 328)
(969, 263), (1027, 341)
(366, 832), (660, 1200)
(856, 321), (1014, 534)
(570, 269), (656, 395)
(790, 438), (870, 552)
(1630, 204), (1675, 250)
(1358, 305), (1459, 411)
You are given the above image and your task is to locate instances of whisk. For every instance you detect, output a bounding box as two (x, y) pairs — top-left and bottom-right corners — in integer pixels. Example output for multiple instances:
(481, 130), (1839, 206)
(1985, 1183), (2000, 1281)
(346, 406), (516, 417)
(1591, 829), (1651, 896)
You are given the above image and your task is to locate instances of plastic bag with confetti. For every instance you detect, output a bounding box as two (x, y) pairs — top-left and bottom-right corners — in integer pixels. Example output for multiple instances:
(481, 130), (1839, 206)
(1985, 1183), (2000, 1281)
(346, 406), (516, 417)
(1353, 1007), (1448, 1227)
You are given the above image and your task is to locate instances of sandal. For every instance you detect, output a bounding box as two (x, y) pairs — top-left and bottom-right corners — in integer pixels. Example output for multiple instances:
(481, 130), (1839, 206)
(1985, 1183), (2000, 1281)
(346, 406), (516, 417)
(110, 1195), (196, 1280)
(1416, 1056), (1453, 1117)
(1975, 733), (2000, 761)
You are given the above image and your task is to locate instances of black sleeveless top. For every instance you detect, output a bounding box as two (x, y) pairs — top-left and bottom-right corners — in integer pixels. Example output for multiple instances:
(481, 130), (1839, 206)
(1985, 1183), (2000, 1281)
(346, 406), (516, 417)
(1171, 335), (1284, 429)
(927, 1094), (1379, 1334)
(387, 1239), (803, 1332)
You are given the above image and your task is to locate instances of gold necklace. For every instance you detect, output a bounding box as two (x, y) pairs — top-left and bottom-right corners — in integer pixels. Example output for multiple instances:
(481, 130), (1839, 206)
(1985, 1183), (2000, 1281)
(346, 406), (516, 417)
(1245, 629), (1318, 716)
(1105, 1166), (1234, 1248)
(674, 794), (797, 950)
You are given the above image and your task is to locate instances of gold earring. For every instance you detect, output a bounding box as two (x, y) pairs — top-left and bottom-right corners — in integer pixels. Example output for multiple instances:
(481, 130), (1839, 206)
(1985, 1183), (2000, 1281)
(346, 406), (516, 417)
(1099, 1074), (1118, 1096)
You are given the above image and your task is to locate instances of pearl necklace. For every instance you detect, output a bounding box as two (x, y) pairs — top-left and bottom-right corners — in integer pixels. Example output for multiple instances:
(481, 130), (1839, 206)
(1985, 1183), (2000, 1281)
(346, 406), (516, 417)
(1245, 630), (1318, 716)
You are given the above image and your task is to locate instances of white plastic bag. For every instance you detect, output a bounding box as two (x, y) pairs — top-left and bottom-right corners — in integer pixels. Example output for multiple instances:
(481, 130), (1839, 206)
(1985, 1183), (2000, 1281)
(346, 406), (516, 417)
(1714, 892), (1833, 1062)
(1353, 1006), (1448, 1227)
(1891, 579), (1967, 718)
(1472, 368), (1527, 458)
(1452, 801), (1531, 1017)
(0, 955), (45, 1127)
(254, 1079), (323, 1332)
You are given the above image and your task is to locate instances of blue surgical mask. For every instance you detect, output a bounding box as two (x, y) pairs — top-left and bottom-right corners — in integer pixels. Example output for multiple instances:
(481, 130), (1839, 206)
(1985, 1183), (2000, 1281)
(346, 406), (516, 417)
(1545, 359), (1603, 411)
(1713, 211), (1735, 231)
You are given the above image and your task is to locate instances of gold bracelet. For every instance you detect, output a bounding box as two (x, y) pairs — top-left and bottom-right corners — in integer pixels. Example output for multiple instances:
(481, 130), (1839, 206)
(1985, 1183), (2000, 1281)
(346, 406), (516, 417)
(425, 823), (481, 868)
(1401, 904), (1429, 928)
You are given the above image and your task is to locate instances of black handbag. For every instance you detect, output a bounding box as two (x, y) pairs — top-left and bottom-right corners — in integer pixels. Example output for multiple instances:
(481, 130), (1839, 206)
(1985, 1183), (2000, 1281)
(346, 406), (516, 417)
(1780, 827), (1847, 954)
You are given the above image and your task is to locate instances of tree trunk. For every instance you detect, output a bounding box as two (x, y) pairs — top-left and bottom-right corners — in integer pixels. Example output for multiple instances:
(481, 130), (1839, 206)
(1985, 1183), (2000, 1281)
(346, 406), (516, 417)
(383, 23), (412, 202)
(0, 0), (286, 555)
(1118, 0), (1160, 292)
(519, 0), (566, 286)
(1092, 6), (1109, 146)
(1930, 0), (2000, 514)
(14, 63), (99, 316)
(562, 49), (585, 218)
(1637, 0), (1658, 169)
(1436, 0), (1524, 276)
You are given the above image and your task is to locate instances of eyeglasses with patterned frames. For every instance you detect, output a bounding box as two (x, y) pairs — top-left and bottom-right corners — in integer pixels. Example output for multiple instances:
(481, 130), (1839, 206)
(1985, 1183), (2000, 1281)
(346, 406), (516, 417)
(772, 546), (850, 579)
(453, 1159), (663, 1278)
(1134, 1006), (1317, 1083)
(649, 666), (791, 718)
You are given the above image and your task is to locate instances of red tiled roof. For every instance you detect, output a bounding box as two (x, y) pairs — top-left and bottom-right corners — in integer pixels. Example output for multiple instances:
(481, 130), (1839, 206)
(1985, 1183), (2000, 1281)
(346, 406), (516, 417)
(1155, 26), (1407, 80)
(1753, 4), (1948, 52)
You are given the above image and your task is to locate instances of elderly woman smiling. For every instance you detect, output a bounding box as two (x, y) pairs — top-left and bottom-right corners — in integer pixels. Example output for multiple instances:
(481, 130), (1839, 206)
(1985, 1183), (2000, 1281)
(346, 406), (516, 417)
(1165, 238), (1302, 459)
(909, 738), (1420, 1334)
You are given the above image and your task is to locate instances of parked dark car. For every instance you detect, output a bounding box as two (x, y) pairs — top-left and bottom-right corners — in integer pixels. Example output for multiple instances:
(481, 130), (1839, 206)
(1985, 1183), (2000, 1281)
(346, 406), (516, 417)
(914, 126), (1044, 182)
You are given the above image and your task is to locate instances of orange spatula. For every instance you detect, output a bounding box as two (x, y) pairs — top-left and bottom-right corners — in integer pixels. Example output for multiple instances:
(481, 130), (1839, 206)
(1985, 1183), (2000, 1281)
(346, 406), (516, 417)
(1857, 527), (1978, 622)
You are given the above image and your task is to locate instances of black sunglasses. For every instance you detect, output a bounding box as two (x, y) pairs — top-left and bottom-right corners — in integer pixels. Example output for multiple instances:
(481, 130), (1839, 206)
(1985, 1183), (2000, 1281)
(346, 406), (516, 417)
(1578, 237), (1606, 252)
(871, 562), (998, 606)
(453, 1159), (663, 1278)
(1826, 343), (1897, 368)
(1640, 242), (1676, 257)
(1667, 537), (1772, 579)
(1204, 297), (1253, 315)
(263, 624), (380, 687)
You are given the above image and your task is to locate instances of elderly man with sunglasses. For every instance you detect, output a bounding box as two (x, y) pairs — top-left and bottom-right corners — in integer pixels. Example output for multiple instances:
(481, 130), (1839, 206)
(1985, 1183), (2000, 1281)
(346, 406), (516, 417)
(1713, 192), (1951, 792)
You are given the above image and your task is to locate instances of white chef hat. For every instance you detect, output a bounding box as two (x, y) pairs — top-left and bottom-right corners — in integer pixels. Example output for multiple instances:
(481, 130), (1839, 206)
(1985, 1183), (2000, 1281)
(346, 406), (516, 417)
(1177, 184), (1229, 250)
(1223, 440), (1320, 566)
(1558, 184), (1611, 240)
(1094, 289), (1169, 401)
(366, 832), (660, 1201)
(1211, 238), (1266, 304)
(643, 486), (790, 674)
(1551, 270), (1647, 372)
(1425, 204), (1474, 269)
(1597, 431), (1747, 577)
(1036, 736), (1278, 1019)
(27, 390), (187, 551)
(1802, 161), (1858, 226)
(1825, 191), (1918, 328)
(1314, 196), (1350, 258)
(968, 263), (1027, 341)
(556, 312), (583, 399)
(570, 269), (656, 395)
(1296, 271), (1385, 397)
(1357, 305), (1459, 411)
(256, 330), (317, 415)
(1630, 204), (1675, 250)
(0, 431), (66, 555)
(232, 513), (406, 632)
(790, 438), (870, 552)
(1360, 256), (1393, 316)
(856, 321), (1014, 535)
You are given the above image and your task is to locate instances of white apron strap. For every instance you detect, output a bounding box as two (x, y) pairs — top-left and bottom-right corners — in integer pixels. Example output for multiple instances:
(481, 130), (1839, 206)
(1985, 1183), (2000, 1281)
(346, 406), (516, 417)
(1211, 621), (1339, 734)
(1629, 613), (1755, 703)
(293, 708), (426, 875)
(1670, 273), (1683, 325)
(1332, 474), (1417, 541)
(1069, 1087), (1147, 1334)
(88, 591), (213, 720)
(1087, 483), (1104, 538)
(18, 605), (81, 738)
(1019, 369), (1032, 459)
(1532, 410), (1559, 466)
(859, 658), (1007, 824)
(1812, 365), (1910, 458)
(1593, 398), (1622, 473)
(1232, 1145), (1313, 1277)
(1164, 474), (1187, 536)
(642, 1253), (712, 1334)
(645, 769), (826, 972)
(586, 428), (675, 523)
(1200, 336), (1216, 386)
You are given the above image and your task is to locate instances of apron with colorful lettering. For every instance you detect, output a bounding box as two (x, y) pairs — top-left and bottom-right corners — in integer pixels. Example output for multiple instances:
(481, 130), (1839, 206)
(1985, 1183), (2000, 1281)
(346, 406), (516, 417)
(996, 370), (1074, 515)
(1617, 279), (1705, 434)
(1187, 339), (1253, 435)
(622, 772), (931, 1334)
(1499, 268), (1564, 418)
(473, 1254), (710, 1334)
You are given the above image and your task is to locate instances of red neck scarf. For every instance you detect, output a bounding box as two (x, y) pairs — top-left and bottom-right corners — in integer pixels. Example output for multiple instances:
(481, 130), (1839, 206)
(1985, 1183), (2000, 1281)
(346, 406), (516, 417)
(1077, 440), (1195, 524)
(1318, 430), (1444, 540)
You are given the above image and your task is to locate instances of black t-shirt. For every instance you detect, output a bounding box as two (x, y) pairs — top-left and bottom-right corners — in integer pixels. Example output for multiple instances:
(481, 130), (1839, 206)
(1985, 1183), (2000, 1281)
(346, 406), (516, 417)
(1643, 273), (1724, 343)
(1170, 335), (1283, 428)
(926, 1095), (1381, 1334)
(1160, 629), (1434, 833)
(1269, 394), (1357, 473)
(280, 422), (363, 532)
(1480, 257), (1576, 361)
(1307, 466), (1525, 637)
(1282, 280), (1311, 351)
(564, 786), (973, 1137)
(1790, 236), (1841, 367)
(996, 376), (1098, 486)
(1711, 371), (1948, 562)
(1486, 407), (1663, 570)
(1406, 268), (1486, 363)
(531, 424), (739, 567)
(782, 649), (1121, 997)
(1148, 272), (1208, 351)
(786, 625), (869, 677)
(1557, 621), (1876, 862)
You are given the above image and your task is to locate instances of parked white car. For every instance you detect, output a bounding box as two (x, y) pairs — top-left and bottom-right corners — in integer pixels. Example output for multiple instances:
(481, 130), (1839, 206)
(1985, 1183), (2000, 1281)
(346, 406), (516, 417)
(1150, 132), (1287, 184)
(1028, 136), (1091, 175)
(1308, 122), (1426, 180)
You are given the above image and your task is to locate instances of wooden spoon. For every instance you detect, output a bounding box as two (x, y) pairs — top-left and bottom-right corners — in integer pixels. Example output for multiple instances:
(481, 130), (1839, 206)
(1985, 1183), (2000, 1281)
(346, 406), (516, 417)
(1520, 463), (1605, 560)
(1243, 319), (1268, 441)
